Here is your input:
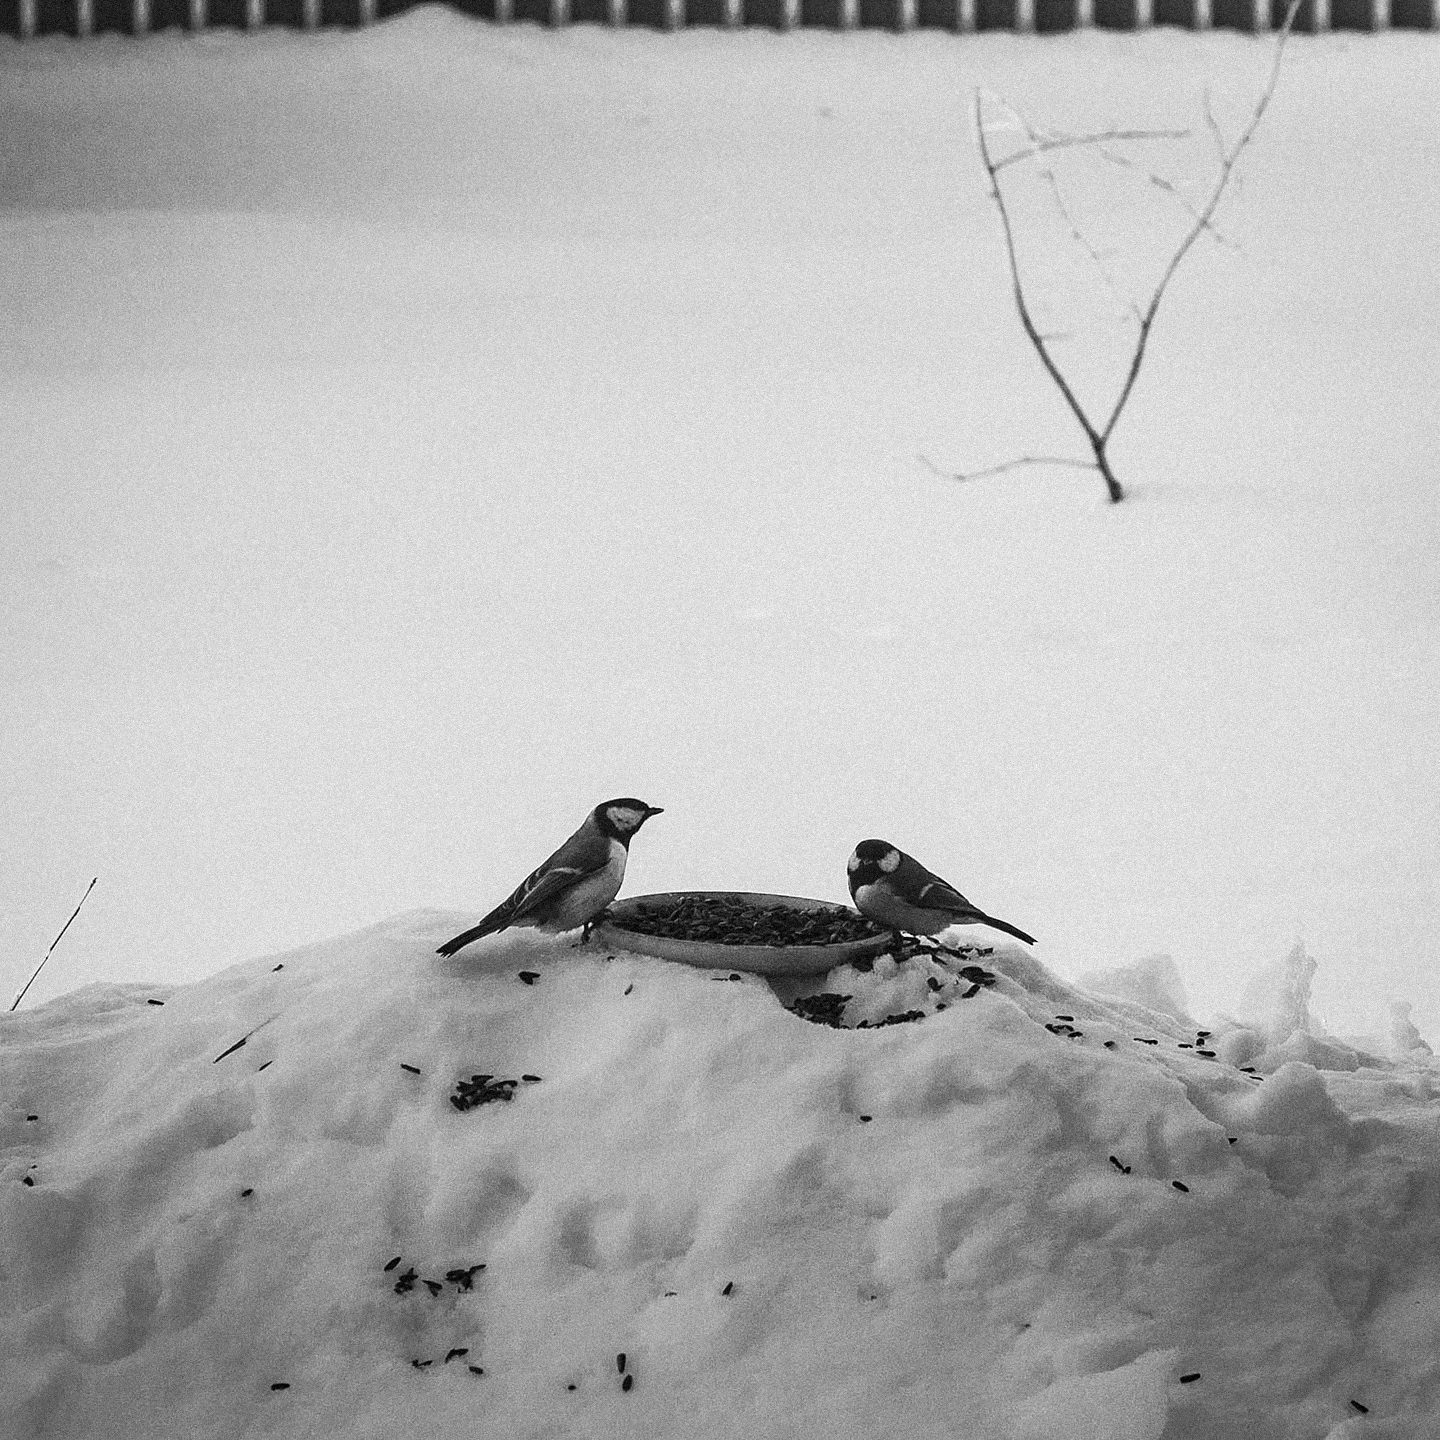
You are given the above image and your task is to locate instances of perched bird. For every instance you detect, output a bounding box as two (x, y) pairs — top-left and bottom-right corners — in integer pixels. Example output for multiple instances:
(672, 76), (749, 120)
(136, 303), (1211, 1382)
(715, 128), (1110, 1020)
(437, 799), (663, 957)
(847, 839), (1035, 946)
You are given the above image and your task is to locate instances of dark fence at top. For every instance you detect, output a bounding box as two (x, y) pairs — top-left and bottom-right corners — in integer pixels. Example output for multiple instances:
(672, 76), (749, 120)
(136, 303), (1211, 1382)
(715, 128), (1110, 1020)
(3, 0), (1436, 39)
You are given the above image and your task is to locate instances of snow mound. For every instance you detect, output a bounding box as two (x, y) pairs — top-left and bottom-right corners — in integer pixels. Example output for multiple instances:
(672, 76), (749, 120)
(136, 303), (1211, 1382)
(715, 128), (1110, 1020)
(3, 915), (1437, 1438)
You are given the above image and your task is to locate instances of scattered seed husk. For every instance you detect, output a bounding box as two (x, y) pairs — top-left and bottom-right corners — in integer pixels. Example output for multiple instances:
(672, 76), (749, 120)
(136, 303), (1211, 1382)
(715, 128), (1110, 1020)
(522, 1074), (542, 1083)
(270, 1382), (290, 1391)
(1103, 1041), (1118, 1049)
(22, 1175), (34, 1187)
(446, 1264), (485, 1290)
(1197, 1050), (1217, 1058)
(616, 1353), (627, 1374)
(258, 1061), (272, 1072)
(623, 984), (634, 996)
(445, 1348), (469, 1362)
(412, 1359), (432, 1369)
(1172, 1181), (1190, 1193)
(622, 1374), (634, 1392)
(1349, 1400), (1368, 1413)
(1179, 1372), (1200, 1384)
(1108, 1156), (1129, 1174)
(1227, 1137), (1238, 1145)
(384, 1255), (403, 1272)
(147, 999), (164, 1006)
(26, 1115), (37, 1122)
(1055, 1014), (1073, 1021)
(855, 1009), (927, 1029)
(1134, 1037), (1159, 1045)
(518, 972), (540, 985)
(451, 1076), (521, 1112)
(468, 1365), (485, 1375)
(424, 1280), (442, 1297)
(859, 1115), (873, 1123)
(617, 896), (884, 949)
(240, 1187), (253, 1197)
(272, 964), (283, 972)
(787, 993), (851, 1028)
(721, 1281), (734, 1296)
(401, 1064), (421, 1075)
(394, 1267), (418, 1294)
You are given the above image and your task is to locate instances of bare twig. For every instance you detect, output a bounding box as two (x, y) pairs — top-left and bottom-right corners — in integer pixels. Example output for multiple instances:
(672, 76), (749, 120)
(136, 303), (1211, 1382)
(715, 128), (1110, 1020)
(958, 0), (1300, 504)
(1099, 0), (1300, 449)
(990, 127), (1190, 173)
(10, 878), (98, 1012)
(919, 453), (1097, 483)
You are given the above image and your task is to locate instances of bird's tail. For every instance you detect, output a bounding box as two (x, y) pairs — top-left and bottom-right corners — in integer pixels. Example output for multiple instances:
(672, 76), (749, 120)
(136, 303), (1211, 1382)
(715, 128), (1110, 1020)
(436, 908), (511, 956)
(976, 913), (1035, 946)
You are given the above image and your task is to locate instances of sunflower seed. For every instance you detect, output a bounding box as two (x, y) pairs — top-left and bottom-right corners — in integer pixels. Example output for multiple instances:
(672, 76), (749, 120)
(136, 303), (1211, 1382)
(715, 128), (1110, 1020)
(384, 1256), (403, 1272)
(1172, 1181), (1190, 1193)
(1179, 1372), (1200, 1384)
(401, 1064), (420, 1075)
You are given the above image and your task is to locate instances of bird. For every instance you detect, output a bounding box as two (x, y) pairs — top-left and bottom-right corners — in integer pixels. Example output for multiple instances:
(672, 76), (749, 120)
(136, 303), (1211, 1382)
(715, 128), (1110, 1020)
(436, 799), (663, 957)
(846, 839), (1035, 947)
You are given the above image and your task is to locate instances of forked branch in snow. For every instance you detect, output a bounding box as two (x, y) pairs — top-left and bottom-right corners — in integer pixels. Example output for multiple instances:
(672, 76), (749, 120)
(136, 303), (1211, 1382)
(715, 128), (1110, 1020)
(945, 1), (1299, 504)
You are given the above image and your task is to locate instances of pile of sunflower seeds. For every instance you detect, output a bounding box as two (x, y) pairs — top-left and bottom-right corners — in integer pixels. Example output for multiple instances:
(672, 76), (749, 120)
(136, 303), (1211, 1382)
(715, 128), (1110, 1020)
(617, 896), (884, 948)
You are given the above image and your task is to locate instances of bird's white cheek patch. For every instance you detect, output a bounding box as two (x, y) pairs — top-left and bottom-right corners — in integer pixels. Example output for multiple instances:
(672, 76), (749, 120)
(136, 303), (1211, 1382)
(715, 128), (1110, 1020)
(847, 854), (861, 873)
(880, 850), (901, 873)
(606, 806), (645, 832)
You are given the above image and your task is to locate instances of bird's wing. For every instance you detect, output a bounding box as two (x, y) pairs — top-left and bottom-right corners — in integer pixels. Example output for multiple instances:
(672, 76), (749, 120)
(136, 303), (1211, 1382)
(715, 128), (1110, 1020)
(504, 859), (596, 923)
(917, 873), (1035, 945)
(915, 875), (978, 915)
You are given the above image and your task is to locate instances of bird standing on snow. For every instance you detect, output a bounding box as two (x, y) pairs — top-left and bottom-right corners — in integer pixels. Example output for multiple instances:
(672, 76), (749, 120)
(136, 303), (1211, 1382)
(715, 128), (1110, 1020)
(437, 799), (663, 956)
(847, 839), (1035, 947)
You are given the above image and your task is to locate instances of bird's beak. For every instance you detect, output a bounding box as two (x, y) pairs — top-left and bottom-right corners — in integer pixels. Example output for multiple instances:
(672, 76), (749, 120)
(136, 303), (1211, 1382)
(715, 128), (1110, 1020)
(644, 806), (664, 818)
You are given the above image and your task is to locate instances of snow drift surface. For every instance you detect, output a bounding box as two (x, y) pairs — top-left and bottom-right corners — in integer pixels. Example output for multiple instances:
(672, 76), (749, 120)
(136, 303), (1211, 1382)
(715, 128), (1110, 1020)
(3, 916), (1437, 1439)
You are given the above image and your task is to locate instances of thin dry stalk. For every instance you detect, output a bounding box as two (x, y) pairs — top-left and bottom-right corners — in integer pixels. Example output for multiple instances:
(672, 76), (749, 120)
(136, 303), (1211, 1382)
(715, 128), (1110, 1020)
(10, 877), (97, 1012)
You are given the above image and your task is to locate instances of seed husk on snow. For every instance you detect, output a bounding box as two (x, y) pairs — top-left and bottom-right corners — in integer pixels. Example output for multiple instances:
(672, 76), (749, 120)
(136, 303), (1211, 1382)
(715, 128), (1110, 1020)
(384, 1255), (403, 1272)
(617, 1353), (627, 1374)
(270, 1383), (290, 1391)
(721, 1281), (735, 1296)
(400, 1064), (420, 1075)
(1172, 1181), (1190, 1193)
(451, 1076), (522, 1112)
(468, 1365), (485, 1375)
(1350, 1400), (1369, 1413)
(147, 999), (164, 1006)
(622, 1374), (634, 1393)
(518, 972), (540, 985)
(445, 1348), (469, 1363)
(1179, 1372), (1200, 1384)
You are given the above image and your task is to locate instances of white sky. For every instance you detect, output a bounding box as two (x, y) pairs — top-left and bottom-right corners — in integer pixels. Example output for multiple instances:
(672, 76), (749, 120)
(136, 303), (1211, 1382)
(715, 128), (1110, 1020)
(2, 20), (1437, 1037)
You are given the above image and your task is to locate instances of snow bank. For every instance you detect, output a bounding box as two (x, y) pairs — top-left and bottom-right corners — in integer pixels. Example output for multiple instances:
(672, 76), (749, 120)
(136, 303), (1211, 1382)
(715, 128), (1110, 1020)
(4, 917), (1437, 1437)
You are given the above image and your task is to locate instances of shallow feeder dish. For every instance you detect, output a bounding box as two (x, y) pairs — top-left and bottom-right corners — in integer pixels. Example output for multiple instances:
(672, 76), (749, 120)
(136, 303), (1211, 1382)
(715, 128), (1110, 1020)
(592, 892), (892, 977)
